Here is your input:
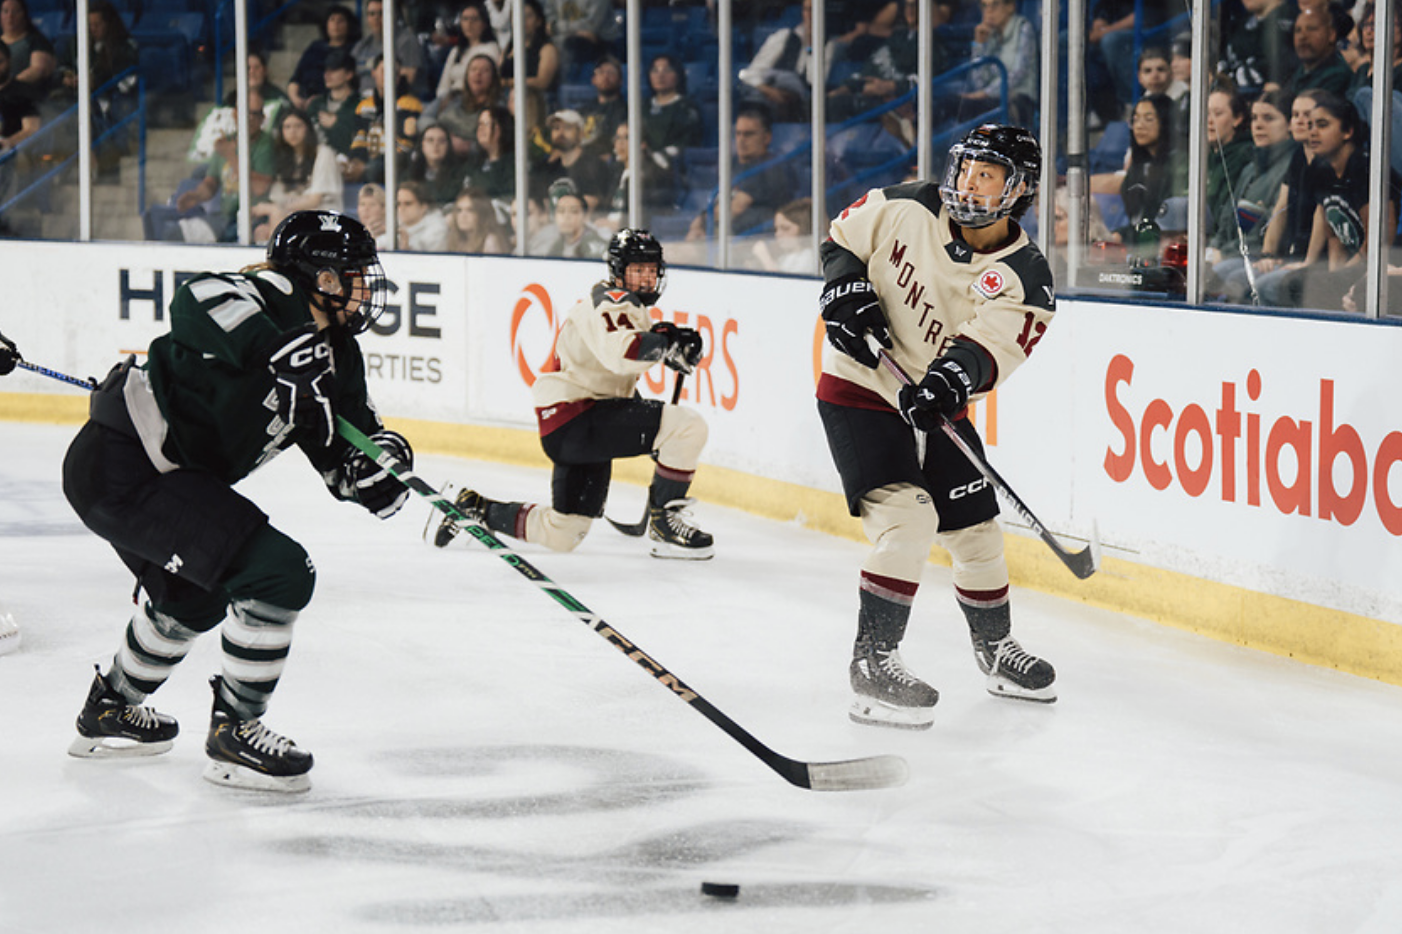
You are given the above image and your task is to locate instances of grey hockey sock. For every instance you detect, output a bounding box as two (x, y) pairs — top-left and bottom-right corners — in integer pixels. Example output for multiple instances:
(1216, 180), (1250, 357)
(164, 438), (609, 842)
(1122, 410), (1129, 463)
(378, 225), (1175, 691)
(855, 586), (914, 655)
(483, 500), (526, 538)
(648, 474), (691, 508)
(956, 586), (1012, 641)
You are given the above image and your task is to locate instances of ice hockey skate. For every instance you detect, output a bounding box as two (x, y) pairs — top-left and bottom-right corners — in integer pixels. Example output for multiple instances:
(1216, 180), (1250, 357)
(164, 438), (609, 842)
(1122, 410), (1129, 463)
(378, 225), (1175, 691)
(426, 484), (486, 548)
(68, 666), (179, 758)
(0, 604), (18, 656)
(203, 676), (313, 793)
(648, 498), (714, 560)
(972, 633), (1057, 702)
(849, 645), (938, 730)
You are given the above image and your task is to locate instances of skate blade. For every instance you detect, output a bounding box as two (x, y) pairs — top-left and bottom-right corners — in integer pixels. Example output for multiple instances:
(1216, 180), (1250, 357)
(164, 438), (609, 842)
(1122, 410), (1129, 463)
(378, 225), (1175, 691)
(985, 676), (1057, 704)
(68, 734), (174, 758)
(848, 697), (936, 730)
(0, 631), (18, 656)
(202, 759), (311, 793)
(423, 483), (462, 548)
(648, 541), (715, 560)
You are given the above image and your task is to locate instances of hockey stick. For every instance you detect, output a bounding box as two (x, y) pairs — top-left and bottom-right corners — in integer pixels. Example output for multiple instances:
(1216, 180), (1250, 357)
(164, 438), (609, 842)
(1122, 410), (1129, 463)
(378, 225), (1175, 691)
(338, 416), (908, 792)
(605, 371), (686, 537)
(877, 349), (1101, 580)
(0, 330), (98, 389)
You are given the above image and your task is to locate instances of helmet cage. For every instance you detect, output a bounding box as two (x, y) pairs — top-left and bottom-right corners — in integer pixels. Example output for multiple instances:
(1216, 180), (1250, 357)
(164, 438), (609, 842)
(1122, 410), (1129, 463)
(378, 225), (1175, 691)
(606, 228), (667, 305)
(268, 211), (388, 334)
(938, 132), (1039, 228)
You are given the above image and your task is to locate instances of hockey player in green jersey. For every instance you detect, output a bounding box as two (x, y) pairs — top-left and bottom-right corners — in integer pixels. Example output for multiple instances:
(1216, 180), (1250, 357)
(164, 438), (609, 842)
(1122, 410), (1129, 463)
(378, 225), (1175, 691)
(817, 124), (1058, 730)
(63, 210), (412, 792)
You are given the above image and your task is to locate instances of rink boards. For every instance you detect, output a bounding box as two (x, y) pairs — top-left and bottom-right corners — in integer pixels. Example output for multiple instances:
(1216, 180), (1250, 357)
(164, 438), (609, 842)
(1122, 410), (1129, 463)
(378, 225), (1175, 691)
(2, 241), (1401, 682)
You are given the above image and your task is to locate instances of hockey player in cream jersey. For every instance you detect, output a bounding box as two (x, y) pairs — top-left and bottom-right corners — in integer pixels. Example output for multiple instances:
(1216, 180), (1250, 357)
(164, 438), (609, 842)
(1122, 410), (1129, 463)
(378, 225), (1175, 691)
(432, 228), (714, 559)
(817, 124), (1057, 729)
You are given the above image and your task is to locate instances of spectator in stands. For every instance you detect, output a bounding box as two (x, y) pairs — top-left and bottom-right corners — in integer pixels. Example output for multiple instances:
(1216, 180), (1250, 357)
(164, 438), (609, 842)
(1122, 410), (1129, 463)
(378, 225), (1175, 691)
(1137, 46), (1180, 101)
(826, 1), (901, 66)
(596, 120), (673, 235)
(500, 0), (559, 135)
(307, 49), (361, 172)
(643, 52), (702, 177)
(357, 181), (388, 244)
(1091, 93), (1187, 243)
(251, 108), (344, 242)
(1205, 81), (1253, 239)
(825, 0), (927, 127)
(1351, 4), (1402, 178)
(530, 180), (607, 258)
(353, 0), (428, 100)
(432, 53), (501, 157)
(1084, 0), (1174, 124)
(1207, 88), (1297, 300)
(447, 186), (512, 252)
(1282, 4), (1353, 97)
(1254, 91), (1393, 308)
(749, 197), (815, 274)
(393, 179), (451, 251)
(405, 123), (468, 204)
(1218, 0), (1298, 92)
(956, 0), (1038, 127)
(739, 0), (814, 122)
(57, 1), (138, 179)
(0, 0), (53, 103)
(0, 39), (40, 206)
(535, 108), (609, 210)
(175, 91), (275, 242)
(347, 54), (424, 184)
(687, 103), (796, 239)
(287, 5), (360, 111)
(430, 2), (500, 118)
(1345, 1), (1376, 84)
(545, 0), (617, 72)
(484, 0), (513, 50)
(579, 55), (624, 157)
(223, 51), (286, 108)
(464, 103), (514, 198)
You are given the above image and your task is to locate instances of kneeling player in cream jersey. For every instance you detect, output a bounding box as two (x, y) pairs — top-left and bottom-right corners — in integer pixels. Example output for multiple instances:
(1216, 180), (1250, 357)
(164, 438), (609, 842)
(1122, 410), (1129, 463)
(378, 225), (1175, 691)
(432, 228), (714, 559)
(817, 124), (1058, 729)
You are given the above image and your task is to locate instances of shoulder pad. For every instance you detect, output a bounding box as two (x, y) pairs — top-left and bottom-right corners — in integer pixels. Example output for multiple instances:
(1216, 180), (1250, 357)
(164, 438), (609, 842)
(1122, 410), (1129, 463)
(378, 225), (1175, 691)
(1002, 242), (1056, 311)
(882, 180), (942, 216)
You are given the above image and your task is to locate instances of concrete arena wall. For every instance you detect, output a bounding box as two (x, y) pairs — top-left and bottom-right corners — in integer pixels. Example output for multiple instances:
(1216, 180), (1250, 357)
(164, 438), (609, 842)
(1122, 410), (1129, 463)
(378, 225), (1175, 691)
(4, 241), (1402, 685)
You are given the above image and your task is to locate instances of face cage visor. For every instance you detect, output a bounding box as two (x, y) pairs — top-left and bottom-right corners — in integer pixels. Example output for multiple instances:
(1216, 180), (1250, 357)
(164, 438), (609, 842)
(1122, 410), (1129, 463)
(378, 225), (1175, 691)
(937, 145), (1032, 228)
(314, 259), (389, 334)
(618, 260), (667, 306)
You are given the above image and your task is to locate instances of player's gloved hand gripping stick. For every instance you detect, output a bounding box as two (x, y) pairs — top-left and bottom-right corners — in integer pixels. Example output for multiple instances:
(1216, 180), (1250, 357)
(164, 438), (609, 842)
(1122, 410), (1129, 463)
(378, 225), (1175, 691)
(877, 348), (1101, 581)
(337, 416), (908, 792)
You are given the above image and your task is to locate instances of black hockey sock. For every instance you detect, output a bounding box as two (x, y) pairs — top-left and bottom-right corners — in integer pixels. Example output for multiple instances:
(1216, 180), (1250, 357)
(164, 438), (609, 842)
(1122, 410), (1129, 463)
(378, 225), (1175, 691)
(956, 587), (1012, 641)
(855, 588), (913, 655)
(482, 500), (526, 539)
(648, 474), (691, 508)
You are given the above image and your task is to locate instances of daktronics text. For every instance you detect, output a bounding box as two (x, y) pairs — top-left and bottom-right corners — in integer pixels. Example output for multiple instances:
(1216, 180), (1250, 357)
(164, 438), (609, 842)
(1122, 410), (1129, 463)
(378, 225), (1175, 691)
(1103, 353), (1402, 534)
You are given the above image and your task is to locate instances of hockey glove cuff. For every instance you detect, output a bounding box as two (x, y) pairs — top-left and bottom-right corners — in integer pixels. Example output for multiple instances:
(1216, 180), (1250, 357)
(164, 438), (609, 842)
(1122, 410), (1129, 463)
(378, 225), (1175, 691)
(898, 357), (974, 432)
(820, 273), (890, 369)
(344, 430), (413, 519)
(0, 332), (19, 376)
(268, 324), (336, 449)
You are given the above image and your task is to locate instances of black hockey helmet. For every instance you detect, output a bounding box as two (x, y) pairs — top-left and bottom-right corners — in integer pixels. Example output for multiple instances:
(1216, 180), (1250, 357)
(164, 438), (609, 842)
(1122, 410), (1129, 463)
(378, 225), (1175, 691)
(606, 227), (666, 304)
(267, 210), (388, 334)
(938, 124), (1041, 228)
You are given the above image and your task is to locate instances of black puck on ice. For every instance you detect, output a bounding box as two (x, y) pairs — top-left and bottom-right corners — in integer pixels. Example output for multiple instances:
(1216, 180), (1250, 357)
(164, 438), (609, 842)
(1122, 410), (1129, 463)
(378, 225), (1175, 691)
(700, 881), (740, 898)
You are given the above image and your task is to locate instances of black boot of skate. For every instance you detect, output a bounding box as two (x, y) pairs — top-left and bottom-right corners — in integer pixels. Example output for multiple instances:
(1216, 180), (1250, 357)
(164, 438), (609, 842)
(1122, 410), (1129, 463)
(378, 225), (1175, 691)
(203, 676), (313, 793)
(427, 484), (489, 547)
(971, 633), (1057, 703)
(68, 665), (179, 758)
(849, 642), (939, 730)
(647, 498), (714, 560)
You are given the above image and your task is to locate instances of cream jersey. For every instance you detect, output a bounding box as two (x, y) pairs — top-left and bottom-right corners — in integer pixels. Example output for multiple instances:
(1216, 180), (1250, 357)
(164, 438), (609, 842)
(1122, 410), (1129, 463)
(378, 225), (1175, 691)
(532, 281), (665, 426)
(819, 181), (1056, 409)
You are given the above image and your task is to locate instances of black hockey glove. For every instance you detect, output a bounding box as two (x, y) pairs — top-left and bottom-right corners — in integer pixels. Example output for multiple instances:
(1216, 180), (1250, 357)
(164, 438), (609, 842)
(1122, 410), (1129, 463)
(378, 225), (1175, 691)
(343, 430), (412, 519)
(897, 356), (974, 432)
(268, 325), (336, 449)
(0, 332), (19, 376)
(650, 321), (704, 374)
(820, 273), (890, 369)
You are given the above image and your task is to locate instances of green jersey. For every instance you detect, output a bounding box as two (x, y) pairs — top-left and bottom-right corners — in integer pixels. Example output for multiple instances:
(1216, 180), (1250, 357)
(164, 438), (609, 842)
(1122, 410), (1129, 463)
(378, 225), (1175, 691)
(143, 267), (383, 485)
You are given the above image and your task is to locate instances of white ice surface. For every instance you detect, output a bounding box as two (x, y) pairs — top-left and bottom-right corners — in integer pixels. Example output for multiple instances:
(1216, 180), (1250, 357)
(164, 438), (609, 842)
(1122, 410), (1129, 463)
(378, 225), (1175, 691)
(4, 421), (1402, 933)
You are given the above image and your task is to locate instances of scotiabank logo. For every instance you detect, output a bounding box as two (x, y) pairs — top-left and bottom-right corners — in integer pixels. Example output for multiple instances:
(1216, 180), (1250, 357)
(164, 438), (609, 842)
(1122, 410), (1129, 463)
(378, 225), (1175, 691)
(508, 282), (740, 410)
(1104, 353), (1402, 534)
